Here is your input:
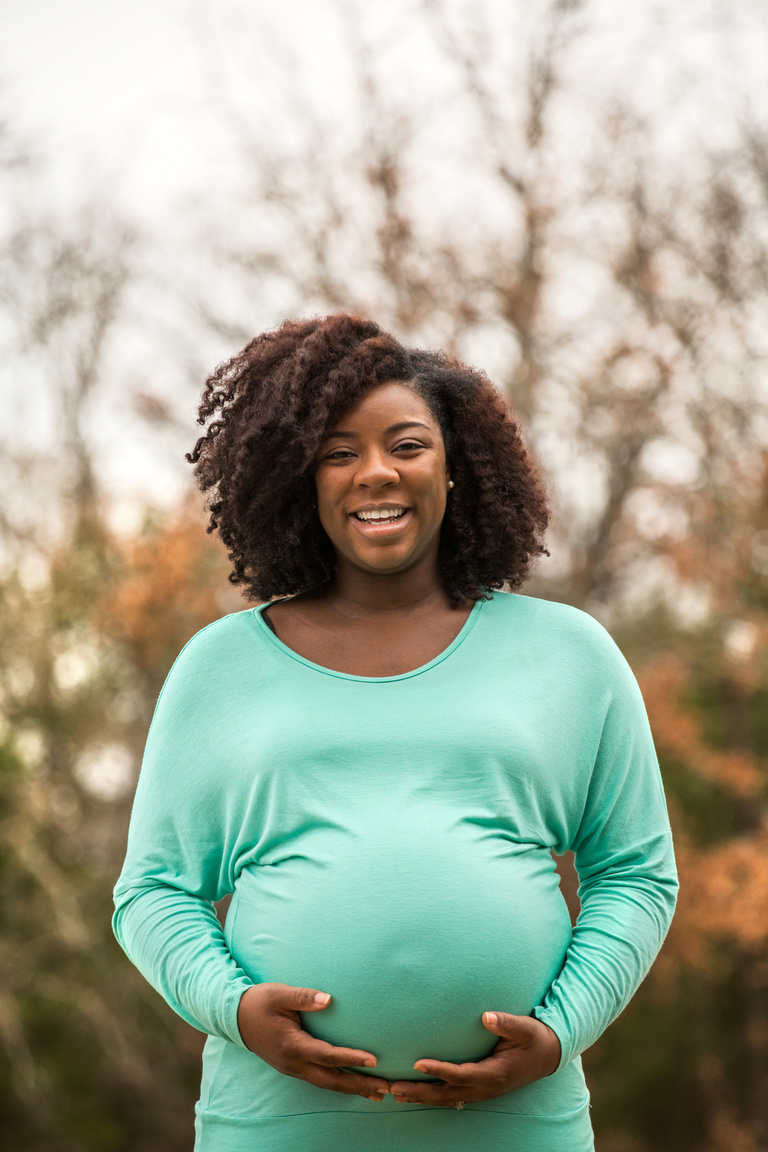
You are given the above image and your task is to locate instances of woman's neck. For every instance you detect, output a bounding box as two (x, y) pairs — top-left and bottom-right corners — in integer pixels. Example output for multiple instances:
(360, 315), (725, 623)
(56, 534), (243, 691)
(319, 564), (453, 619)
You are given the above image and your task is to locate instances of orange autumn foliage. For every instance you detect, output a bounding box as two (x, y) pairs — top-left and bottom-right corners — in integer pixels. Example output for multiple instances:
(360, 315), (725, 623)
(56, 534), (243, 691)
(638, 658), (768, 976)
(94, 496), (248, 682)
(656, 832), (768, 975)
(640, 657), (764, 800)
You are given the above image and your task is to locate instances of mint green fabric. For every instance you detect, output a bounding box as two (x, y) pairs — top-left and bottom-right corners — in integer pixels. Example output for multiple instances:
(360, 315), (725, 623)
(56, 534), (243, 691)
(113, 589), (678, 1151)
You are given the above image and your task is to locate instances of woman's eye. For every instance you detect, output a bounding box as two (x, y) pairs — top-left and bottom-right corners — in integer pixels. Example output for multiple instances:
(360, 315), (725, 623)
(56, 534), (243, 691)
(326, 442), (422, 460)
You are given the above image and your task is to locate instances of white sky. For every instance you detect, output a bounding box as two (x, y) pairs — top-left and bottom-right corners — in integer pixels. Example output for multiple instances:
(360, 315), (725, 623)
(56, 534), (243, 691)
(2, 0), (766, 214)
(0, 0), (216, 212)
(1, 0), (767, 536)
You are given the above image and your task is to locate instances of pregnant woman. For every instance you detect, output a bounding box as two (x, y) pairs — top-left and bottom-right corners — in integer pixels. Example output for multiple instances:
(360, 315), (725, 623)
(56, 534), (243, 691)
(113, 312), (678, 1152)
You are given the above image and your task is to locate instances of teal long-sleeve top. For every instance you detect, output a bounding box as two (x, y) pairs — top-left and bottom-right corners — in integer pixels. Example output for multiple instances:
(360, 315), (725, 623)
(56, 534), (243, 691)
(113, 589), (678, 1152)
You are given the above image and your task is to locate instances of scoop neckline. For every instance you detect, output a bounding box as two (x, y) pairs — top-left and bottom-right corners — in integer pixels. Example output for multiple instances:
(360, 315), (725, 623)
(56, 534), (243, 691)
(250, 591), (490, 682)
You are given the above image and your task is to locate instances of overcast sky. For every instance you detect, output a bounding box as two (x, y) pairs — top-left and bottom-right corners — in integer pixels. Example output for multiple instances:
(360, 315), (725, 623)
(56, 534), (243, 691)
(2, 0), (766, 216)
(1, 0), (766, 534)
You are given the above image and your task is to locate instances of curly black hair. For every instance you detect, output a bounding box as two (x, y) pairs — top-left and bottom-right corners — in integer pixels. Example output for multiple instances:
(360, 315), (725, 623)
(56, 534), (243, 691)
(186, 313), (550, 608)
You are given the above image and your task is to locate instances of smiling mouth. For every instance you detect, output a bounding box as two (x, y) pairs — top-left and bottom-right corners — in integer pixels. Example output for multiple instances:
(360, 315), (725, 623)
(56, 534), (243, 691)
(350, 508), (413, 536)
(352, 509), (408, 524)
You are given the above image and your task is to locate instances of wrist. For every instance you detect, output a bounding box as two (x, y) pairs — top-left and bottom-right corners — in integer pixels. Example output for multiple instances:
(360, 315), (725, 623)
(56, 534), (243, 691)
(236, 985), (262, 1050)
(539, 1021), (562, 1076)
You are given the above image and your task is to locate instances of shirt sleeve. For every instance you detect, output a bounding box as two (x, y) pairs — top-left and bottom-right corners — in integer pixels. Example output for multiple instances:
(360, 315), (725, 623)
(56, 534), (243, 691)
(532, 630), (679, 1070)
(112, 626), (254, 1048)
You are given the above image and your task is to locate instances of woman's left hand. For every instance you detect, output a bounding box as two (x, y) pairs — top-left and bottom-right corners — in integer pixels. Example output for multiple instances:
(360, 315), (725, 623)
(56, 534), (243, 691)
(388, 1012), (561, 1107)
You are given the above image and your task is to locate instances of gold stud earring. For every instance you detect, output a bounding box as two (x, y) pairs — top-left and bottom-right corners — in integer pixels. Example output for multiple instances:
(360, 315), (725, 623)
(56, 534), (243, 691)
(448, 480), (454, 489)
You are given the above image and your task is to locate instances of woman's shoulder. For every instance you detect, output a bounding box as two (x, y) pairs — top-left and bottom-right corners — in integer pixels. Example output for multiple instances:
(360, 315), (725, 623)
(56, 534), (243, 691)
(161, 608), (261, 686)
(485, 592), (642, 709)
(489, 588), (605, 629)
(488, 589), (628, 665)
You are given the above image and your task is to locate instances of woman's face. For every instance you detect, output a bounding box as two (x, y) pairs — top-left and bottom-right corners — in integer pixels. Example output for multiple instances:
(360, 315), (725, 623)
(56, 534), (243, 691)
(314, 381), (451, 577)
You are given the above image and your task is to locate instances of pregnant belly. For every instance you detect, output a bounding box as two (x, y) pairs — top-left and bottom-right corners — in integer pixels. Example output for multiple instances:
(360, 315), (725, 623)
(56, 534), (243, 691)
(227, 829), (572, 1082)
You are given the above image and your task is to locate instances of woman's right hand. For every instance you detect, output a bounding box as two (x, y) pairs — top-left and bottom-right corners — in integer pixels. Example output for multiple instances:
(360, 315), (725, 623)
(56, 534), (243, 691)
(236, 983), (390, 1101)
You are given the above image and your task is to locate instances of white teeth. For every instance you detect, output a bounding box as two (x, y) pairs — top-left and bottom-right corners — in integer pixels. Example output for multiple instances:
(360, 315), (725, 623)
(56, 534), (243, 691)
(355, 508), (406, 521)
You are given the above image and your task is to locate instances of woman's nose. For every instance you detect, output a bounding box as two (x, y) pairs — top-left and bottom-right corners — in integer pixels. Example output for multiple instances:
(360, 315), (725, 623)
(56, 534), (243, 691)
(353, 451), (400, 486)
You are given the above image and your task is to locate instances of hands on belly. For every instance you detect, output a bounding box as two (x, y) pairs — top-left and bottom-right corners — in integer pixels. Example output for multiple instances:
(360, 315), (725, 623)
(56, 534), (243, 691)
(237, 984), (561, 1106)
(237, 983), (390, 1101)
(389, 1012), (562, 1107)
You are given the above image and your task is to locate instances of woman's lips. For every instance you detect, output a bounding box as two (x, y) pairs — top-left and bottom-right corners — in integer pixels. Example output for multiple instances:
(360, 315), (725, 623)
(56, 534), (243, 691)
(349, 509), (413, 538)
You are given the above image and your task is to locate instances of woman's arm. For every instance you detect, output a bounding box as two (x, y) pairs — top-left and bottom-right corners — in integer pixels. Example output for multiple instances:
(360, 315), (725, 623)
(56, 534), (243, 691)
(531, 636), (679, 1071)
(112, 622), (392, 1099)
(389, 628), (678, 1107)
(112, 624), (255, 1047)
(113, 881), (253, 1044)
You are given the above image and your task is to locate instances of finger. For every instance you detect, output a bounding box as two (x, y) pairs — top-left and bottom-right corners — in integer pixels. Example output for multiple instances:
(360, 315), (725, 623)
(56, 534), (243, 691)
(291, 1032), (380, 1070)
(306, 1065), (391, 1099)
(267, 984), (334, 1014)
(390, 1077), (475, 1108)
(482, 1011), (536, 1041)
(411, 1059), (479, 1084)
(413, 1050), (522, 1095)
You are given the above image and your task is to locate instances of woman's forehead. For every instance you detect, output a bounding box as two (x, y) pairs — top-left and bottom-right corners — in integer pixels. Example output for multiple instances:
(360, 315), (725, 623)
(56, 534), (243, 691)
(328, 381), (437, 431)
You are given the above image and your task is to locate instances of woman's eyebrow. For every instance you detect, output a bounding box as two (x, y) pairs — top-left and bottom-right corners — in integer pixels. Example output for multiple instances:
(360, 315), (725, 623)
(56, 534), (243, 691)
(323, 421), (432, 440)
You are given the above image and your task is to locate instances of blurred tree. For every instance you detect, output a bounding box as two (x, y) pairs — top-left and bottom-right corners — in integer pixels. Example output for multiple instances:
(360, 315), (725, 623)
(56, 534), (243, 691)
(0, 491), (239, 1150)
(1, 1), (768, 1149)
(0, 152), (243, 1146)
(193, 1), (768, 1147)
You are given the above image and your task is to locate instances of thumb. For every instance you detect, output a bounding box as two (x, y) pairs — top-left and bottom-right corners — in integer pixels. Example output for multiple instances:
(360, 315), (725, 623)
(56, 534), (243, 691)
(482, 1011), (531, 1039)
(284, 985), (332, 1013)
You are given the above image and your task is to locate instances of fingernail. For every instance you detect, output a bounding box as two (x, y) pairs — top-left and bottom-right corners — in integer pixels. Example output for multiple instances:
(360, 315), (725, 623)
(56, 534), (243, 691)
(367, 1094), (383, 1101)
(314, 992), (330, 1005)
(413, 1062), (427, 1072)
(485, 1012), (498, 1025)
(362, 1058), (377, 1067)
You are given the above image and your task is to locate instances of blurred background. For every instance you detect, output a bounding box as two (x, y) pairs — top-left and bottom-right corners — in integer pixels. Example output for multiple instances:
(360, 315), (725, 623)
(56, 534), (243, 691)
(1, 0), (768, 1148)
